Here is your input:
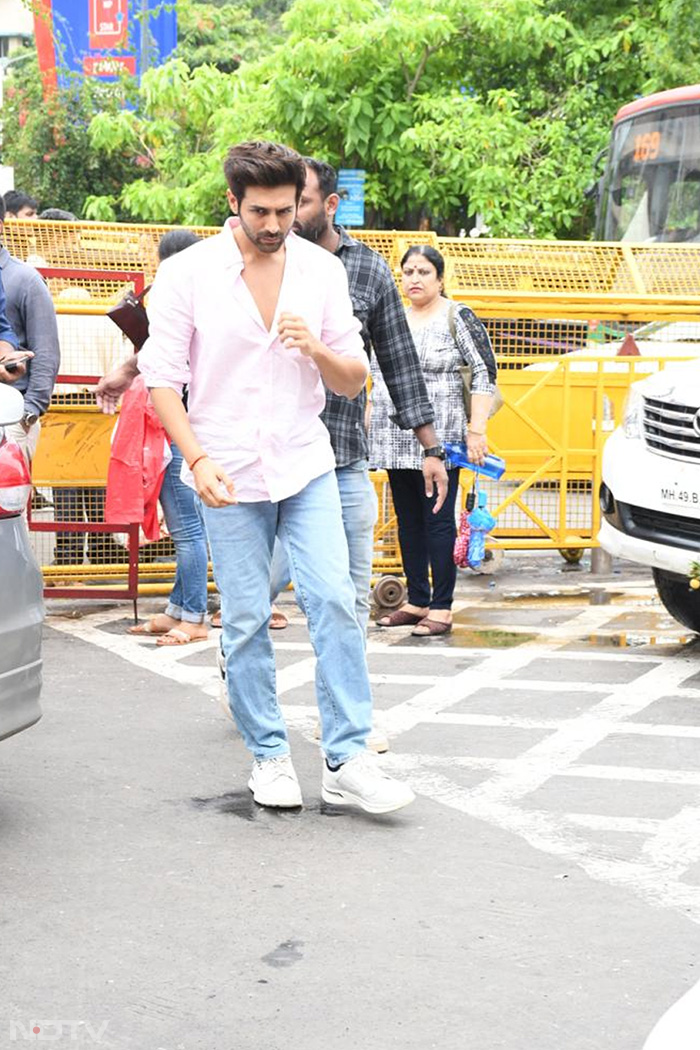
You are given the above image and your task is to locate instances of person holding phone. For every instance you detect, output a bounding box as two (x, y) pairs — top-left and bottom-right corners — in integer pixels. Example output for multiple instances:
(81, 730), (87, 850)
(0, 195), (60, 463)
(0, 268), (21, 381)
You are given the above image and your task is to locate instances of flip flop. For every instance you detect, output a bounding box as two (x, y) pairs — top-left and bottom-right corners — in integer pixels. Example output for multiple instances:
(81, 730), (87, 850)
(128, 618), (173, 636)
(210, 611), (222, 628)
(270, 610), (289, 630)
(411, 618), (453, 637)
(156, 627), (208, 647)
(376, 609), (426, 628)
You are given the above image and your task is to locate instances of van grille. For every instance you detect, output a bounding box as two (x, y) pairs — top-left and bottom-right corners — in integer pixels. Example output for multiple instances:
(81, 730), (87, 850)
(625, 503), (700, 548)
(643, 396), (700, 462)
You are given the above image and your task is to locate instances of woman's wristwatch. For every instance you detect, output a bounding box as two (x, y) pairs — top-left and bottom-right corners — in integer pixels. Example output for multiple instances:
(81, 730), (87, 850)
(423, 445), (446, 460)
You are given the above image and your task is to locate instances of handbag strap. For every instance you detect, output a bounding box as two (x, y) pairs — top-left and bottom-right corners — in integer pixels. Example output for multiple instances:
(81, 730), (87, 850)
(135, 283), (152, 303)
(447, 300), (457, 343)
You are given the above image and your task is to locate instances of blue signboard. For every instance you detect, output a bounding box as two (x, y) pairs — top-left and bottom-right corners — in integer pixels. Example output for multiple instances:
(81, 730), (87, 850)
(336, 169), (366, 227)
(34, 0), (177, 89)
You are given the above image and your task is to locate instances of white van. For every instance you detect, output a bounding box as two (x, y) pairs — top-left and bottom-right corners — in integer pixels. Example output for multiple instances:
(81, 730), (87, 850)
(598, 358), (700, 631)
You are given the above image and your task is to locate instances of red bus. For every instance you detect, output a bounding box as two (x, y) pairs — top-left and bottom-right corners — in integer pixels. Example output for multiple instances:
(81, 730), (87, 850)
(596, 85), (700, 242)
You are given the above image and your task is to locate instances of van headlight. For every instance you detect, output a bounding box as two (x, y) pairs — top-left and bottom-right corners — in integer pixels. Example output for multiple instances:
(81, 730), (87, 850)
(622, 388), (643, 439)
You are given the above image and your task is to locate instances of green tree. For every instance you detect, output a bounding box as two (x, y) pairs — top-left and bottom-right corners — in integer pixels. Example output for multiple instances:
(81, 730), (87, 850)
(1, 56), (140, 219)
(15, 0), (700, 234)
(176, 0), (271, 73)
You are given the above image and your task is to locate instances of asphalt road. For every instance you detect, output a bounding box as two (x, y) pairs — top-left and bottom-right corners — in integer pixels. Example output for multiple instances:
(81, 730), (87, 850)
(2, 554), (699, 1049)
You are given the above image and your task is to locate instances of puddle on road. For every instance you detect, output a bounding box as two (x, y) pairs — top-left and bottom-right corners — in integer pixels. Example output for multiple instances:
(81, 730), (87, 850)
(448, 625), (537, 648)
(187, 792), (407, 823)
(190, 791), (304, 821)
(188, 791), (352, 821)
(500, 590), (627, 607)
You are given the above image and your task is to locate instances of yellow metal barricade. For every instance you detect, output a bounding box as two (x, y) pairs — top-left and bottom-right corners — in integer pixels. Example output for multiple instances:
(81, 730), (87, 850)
(10, 219), (700, 594)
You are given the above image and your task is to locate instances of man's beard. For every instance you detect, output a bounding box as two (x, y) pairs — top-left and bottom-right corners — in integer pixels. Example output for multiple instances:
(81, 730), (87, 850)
(293, 210), (327, 243)
(238, 215), (286, 254)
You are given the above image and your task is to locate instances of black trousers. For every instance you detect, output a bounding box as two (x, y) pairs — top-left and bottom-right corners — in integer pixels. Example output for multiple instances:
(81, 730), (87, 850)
(387, 467), (461, 610)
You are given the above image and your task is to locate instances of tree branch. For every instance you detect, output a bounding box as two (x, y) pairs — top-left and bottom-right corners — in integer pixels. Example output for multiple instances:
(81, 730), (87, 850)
(405, 43), (439, 101)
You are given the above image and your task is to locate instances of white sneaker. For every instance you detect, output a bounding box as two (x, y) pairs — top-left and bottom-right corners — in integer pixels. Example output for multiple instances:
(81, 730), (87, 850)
(313, 720), (389, 754)
(249, 756), (303, 808)
(322, 751), (415, 814)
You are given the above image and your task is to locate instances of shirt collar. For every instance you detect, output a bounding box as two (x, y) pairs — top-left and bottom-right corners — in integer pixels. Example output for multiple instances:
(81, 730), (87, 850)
(216, 218), (303, 273)
(333, 225), (358, 254)
(0, 244), (10, 269)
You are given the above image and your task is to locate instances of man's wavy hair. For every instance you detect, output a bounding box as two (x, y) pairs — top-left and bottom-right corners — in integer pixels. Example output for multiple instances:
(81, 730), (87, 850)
(223, 141), (306, 203)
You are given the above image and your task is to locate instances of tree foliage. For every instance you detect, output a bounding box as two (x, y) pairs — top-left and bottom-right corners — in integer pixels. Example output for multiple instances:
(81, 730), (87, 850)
(4, 0), (700, 234)
(176, 0), (272, 73)
(1, 56), (139, 219)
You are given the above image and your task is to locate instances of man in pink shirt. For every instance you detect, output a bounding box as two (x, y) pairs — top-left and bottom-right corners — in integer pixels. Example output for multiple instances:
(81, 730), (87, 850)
(138, 141), (414, 814)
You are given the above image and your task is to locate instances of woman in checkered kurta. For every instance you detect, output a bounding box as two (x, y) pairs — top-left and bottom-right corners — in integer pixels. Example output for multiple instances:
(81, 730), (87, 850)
(369, 245), (497, 636)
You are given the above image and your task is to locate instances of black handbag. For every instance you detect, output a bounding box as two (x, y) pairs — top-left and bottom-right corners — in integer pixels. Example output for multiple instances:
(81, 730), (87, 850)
(107, 284), (151, 350)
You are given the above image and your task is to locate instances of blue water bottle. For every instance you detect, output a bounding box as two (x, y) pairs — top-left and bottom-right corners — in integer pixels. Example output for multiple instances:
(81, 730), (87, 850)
(443, 441), (505, 479)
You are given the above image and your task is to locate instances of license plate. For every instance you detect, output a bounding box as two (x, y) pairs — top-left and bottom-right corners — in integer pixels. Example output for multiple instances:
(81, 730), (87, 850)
(660, 484), (700, 509)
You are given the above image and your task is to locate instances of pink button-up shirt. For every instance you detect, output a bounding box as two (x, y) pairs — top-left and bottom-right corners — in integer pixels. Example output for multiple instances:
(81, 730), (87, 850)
(137, 221), (366, 502)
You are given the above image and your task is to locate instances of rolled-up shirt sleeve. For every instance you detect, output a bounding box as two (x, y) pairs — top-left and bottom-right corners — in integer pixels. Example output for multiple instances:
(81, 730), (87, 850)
(370, 273), (435, 431)
(137, 258), (193, 394)
(321, 255), (367, 376)
(0, 271), (18, 349)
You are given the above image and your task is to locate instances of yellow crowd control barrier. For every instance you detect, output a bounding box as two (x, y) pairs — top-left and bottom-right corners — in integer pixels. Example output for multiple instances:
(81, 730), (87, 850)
(4, 219), (435, 290)
(7, 219), (699, 593)
(8, 219), (700, 302)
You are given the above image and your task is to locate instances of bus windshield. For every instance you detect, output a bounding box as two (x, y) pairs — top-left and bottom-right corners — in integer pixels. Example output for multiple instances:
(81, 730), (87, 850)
(597, 104), (700, 242)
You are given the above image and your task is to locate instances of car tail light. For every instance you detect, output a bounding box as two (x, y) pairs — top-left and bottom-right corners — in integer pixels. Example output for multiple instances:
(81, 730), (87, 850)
(0, 436), (31, 517)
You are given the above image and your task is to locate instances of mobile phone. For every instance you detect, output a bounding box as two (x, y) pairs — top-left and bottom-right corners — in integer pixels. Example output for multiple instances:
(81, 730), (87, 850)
(1, 351), (33, 374)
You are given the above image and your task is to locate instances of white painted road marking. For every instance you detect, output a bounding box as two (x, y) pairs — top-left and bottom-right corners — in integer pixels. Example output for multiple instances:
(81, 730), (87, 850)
(47, 595), (700, 927)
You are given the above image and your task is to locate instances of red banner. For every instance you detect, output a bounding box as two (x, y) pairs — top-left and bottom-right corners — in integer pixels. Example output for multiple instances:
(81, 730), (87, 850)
(83, 54), (136, 76)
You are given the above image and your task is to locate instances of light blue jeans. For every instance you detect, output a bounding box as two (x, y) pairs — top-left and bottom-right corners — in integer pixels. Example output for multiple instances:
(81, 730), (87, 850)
(199, 470), (373, 766)
(158, 442), (208, 624)
(270, 459), (378, 634)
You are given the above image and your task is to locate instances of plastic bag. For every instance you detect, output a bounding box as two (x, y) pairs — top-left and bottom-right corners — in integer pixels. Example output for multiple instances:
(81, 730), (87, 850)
(467, 485), (496, 570)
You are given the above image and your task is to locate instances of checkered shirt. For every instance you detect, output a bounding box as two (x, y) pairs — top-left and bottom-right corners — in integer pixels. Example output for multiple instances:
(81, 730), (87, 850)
(321, 226), (434, 467)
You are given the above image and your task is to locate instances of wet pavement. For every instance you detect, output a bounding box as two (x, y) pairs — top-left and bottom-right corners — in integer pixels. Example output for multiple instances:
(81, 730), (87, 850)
(2, 552), (700, 1048)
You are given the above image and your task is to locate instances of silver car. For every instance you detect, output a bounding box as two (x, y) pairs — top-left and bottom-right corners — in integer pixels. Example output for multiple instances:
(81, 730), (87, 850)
(0, 384), (43, 739)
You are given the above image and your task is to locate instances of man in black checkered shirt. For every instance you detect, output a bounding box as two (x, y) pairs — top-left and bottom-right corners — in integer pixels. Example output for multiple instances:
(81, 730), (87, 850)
(271, 159), (447, 748)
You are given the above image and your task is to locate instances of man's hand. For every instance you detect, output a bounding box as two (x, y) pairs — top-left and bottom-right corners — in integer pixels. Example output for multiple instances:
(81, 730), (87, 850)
(466, 430), (488, 467)
(192, 456), (237, 508)
(96, 363), (138, 414)
(423, 456), (449, 514)
(277, 313), (321, 359)
(0, 348), (33, 384)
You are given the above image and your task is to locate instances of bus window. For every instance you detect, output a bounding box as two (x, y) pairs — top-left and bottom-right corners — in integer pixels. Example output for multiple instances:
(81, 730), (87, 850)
(597, 103), (700, 242)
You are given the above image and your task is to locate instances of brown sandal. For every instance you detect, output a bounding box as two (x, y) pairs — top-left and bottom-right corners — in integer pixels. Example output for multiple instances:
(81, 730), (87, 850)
(376, 609), (426, 628)
(411, 618), (452, 637)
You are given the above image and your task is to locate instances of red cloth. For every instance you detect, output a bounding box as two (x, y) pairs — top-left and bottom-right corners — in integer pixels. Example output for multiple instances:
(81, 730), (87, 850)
(105, 375), (168, 542)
